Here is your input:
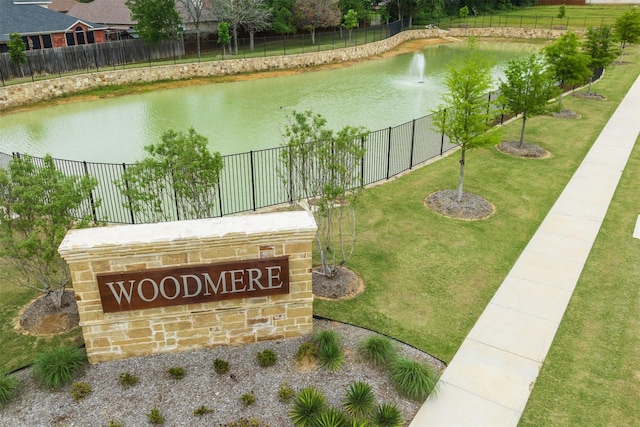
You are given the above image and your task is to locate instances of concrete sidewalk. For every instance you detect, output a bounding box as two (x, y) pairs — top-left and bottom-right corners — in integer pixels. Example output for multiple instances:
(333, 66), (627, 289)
(410, 75), (640, 426)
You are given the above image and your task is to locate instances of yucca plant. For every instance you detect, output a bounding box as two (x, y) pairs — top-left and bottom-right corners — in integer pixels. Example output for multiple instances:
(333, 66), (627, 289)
(358, 336), (398, 367)
(313, 407), (349, 427)
(389, 358), (438, 401)
(317, 342), (344, 372)
(343, 381), (375, 419)
(349, 419), (371, 427)
(313, 330), (341, 351)
(0, 372), (20, 406)
(289, 387), (327, 427)
(32, 344), (86, 390)
(370, 402), (403, 427)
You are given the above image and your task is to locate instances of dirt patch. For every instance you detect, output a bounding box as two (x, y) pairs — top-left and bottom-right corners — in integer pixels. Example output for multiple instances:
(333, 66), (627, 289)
(572, 92), (606, 100)
(497, 140), (550, 159)
(425, 190), (495, 220)
(312, 267), (364, 300)
(16, 290), (79, 336)
(552, 108), (581, 119)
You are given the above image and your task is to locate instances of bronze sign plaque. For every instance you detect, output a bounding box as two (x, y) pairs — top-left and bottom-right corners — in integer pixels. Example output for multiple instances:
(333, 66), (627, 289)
(97, 256), (289, 313)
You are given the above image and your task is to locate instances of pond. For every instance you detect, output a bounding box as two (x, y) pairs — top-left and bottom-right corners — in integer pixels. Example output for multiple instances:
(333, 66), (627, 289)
(0, 41), (538, 163)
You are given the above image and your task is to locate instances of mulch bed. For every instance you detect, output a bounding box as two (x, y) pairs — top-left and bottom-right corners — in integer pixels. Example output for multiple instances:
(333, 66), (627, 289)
(425, 190), (495, 220)
(312, 267), (364, 300)
(497, 140), (550, 159)
(17, 290), (79, 335)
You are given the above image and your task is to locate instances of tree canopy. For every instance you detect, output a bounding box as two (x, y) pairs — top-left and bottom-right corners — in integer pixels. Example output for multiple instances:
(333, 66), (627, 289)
(613, 8), (640, 63)
(292, 0), (341, 44)
(7, 33), (27, 67)
(543, 31), (591, 108)
(125, 0), (183, 44)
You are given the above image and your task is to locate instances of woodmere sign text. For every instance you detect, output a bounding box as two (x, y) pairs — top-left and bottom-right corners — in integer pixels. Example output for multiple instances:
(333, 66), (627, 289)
(97, 257), (289, 313)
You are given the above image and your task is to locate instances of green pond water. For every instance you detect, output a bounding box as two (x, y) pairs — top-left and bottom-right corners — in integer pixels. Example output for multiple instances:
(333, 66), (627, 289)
(0, 41), (538, 163)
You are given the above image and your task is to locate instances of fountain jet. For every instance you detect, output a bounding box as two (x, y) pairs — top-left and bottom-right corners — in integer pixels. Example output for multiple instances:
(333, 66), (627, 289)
(411, 52), (426, 83)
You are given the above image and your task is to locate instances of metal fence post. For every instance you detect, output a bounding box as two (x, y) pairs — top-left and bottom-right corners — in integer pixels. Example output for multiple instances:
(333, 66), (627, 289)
(409, 119), (416, 169)
(386, 127), (392, 180)
(250, 150), (257, 211)
(360, 136), (365, 185)
(83, 161), (98, 222)
(440, 109), (446, 155)
(122, 163), (136, 224)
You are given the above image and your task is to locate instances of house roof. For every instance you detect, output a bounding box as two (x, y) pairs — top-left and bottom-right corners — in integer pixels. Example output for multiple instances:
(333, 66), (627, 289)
(49, 0), (79, 13)
(0, 0), (105, 42)
(66, 0), (134, 28)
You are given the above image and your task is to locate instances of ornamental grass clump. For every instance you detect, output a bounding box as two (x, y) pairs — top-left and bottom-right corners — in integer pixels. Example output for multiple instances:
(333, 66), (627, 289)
(313, 407), (350, 427)
(370, 402), (403, 427)
(289, 387), (327, 427)
(313, 330), (344, 372)
(0, 372), (19, 406)
(32, 344), (86, 390)
(389, 358), (438, 401)
(342, 381), (375, 419)
(358, 335), (398, 367)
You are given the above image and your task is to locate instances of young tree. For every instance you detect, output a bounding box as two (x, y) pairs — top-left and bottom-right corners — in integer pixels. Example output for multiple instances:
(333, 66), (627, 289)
(613, 8), (640, 63)
(7, 33), (27, 69)
(116, 128), (224, 223)
(432, 39), (500, 203)
(218, 21), (232, 56)
(292, 0), (342, 45)
(213, 0), (270, 54)
(280, 111), (368, 279)
(268, 0), (297, 34)
(499, 54), (559, 148)
(582, 26), (617, 94)
(240, 0), (272, 52)
(543, 31), (591, 109)
(177, 0), (207, 58)
(343, 9), (358, 41)
(557, 4), (566, 20)
(125, 0), (183, 44)
(0, 155), (98, 309)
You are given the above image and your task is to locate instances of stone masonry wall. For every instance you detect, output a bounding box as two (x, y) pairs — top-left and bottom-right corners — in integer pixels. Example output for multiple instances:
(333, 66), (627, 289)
(58, 211), (317, 364)
(0, 28), (565, 112)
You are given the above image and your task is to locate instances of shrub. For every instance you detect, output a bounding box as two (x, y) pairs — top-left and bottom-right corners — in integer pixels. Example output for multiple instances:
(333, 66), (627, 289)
(289, 387), (327, 427)
(389, 358), (438, 401)
(370, 402), (403, 427)
(32, 344), (86, 390)
(256, 349), (277, 367)
(147, 406), (165, 424)
(106, 420), (124, 427)
(278, 383), (296, 403)
(317, 341), (344, 372)
(342, 381), (375, 419)
(313, 407), (349, 427)
(213, 358), (230, 374)
(358, 336), (398, 366)
(0, 372), (20, 406)
(70, 381), (93, 401)
(194, 405), (214, 416)
(312, 330), (341, 351)
(227, 418), (264, 427)
(167, 367), (185, 380)
(295, 342), (318, 362)
(241, 390), (256, 406)
(118, 372), (140, 389)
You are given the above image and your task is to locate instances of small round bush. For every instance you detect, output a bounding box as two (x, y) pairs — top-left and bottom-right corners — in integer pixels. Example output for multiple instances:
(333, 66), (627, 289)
(213, 358), (230, 374)
(256, 349), (277, 367)
(167, 366), (185, 380)
(147, 406), (165, 424)
(389, 358), (438, 401)
(32, 344), (86, 390)
(343, 381), (375, 419)
(70, 381), (93, 401)
(313, 407), (349, 427)
(0, 371), (20, 406)
(241, 390), (256, 406)
(370, 402), (403, 427)
(118, 372), (140, 389)
(358, 335), (398, 366)
(278, 383), (296, 403)
(317, 341), (344, 372)
(289, 387), (326, 427)
(295, 342), (318, 362)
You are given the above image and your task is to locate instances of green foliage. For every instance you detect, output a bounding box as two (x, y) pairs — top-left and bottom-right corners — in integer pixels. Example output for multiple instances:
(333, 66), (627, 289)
(193, 404), (214, 416)
(357, 335), (398, 366)
(313, 330), (341, 351)
(295, 342), (318, 362)
(583, 26), (617, 71)
(116, 128), (223, 223)
(125, 0), (182, 43)
(270, 0), (297, 34)
(557, 4), (566, 20)
(342, 381), (375, 419)
(289, 387), (327, 427)
(0, 372), (20, 406)
(70, 381), (93, 401)
(614, 7), (640, 60)
(543, 31), (591, 107)
(459, 6), (469, 19)
(389, 358), (438, 401)
(118, 372), (140, 389)
(213, 358), (230, 374)
(146, 406), (165, 424)
(343, 9), (359, 40)
(32, 344), (86, 390)
(106, 420), (124, 427)
(312, 330), (344, 370)
(241, 390), (256, 406)
(218, 21), (232, 53)
(0, 154), (98, 308)
(313, 407), (350, 427)
(167, 366), (185, 380)
(227, 418), (265, 427)
(498, 53), (559, 146)
(370, 402), (403, 427)
(432, 38), (500, 202)
(256, 349), (277, 367)
(279, 382), (296, 402)
(7, 33), (27, 66)
(280, 109), (368, 278)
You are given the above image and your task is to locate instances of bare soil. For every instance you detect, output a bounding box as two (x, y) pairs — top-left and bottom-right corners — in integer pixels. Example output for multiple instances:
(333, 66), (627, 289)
(425, 190), (495, 220)
(16, 290), (79, 336)
(312, 267), (365, 300)
(497, 140), (550, 159)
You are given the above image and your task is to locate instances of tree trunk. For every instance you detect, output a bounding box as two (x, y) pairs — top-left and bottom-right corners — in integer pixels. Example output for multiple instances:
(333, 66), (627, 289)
(49, 288), (64, 310)
(587, 76), (593, 94)
(232, 24), (239, 55)
(249, 31), (255, 52)
(310, 28), (316, 45)
(457, 148), (466, 202)
(196, 30), (201, 59)
(518, 114), (526, 148)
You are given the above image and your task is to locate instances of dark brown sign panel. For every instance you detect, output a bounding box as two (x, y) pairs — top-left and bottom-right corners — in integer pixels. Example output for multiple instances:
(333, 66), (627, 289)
(97, 256), (289, 313)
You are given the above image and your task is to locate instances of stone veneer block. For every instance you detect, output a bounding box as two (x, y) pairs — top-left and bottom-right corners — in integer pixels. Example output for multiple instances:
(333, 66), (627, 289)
(58, 211), (317, 364)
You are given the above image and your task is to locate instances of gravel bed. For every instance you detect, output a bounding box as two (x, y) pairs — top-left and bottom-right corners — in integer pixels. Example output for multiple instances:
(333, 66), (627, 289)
(3, 319), (445, 427)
